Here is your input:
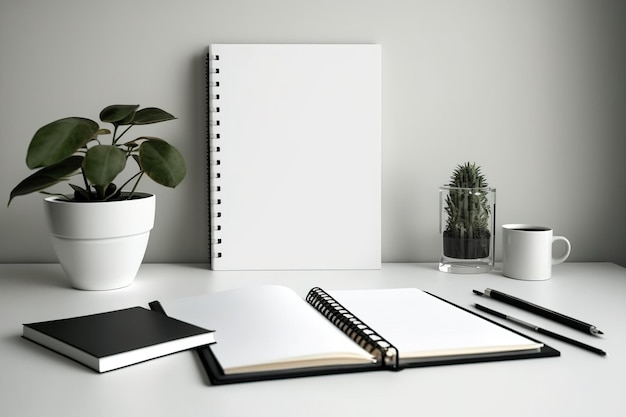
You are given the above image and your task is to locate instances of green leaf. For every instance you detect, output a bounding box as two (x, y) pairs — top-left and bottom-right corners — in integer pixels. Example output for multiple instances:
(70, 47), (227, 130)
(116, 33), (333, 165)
(26, 117), (99, 169)
(131, 108), (176, 125)
(69, 183), (92, 201)
(83, 145), (126, 188)
(8, 156), (83, 205)
(99, 105), (139, 125)
(121, 136), (159, 149)
(95, 128), (112, 136)
(139, 140), (186, 187)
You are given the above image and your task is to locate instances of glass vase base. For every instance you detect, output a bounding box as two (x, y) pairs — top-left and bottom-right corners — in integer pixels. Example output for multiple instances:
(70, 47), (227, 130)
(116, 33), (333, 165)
(439, 258), (493, 274)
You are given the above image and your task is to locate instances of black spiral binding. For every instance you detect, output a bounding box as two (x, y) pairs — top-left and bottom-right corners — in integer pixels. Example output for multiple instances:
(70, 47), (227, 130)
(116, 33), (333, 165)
(306, 287), (399, 369)
(207, 51), (222, 262)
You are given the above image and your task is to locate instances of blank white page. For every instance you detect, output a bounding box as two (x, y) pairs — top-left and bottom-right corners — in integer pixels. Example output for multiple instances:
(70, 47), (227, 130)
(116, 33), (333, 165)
(328, 288), (543, 360)
(208, 44), (381, 270)
(160, 286), (375, 374)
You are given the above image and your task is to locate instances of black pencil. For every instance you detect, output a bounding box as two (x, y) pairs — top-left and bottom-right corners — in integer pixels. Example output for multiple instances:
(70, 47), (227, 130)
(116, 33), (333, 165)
(474, 288), (604, 336)
(474, 303), (607, 356)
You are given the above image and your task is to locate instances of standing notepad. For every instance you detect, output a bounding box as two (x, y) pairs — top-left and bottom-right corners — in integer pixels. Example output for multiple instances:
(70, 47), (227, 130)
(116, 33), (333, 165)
(207, 44), (381, 270)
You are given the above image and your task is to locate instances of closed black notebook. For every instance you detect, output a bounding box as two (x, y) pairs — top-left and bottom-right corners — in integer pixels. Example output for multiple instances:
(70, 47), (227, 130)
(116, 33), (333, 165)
(150, 286), (559, 385)
(23, 306), (215, 372)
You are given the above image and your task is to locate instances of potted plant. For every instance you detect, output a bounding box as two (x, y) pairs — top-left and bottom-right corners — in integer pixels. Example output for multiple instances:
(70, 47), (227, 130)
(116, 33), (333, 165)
(439, 162), (495, 273)
(8, 104), (186, 290)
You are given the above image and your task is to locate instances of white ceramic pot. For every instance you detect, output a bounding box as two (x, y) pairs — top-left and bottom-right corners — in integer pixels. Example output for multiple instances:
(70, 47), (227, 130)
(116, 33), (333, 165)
(44, 193), (155, 290)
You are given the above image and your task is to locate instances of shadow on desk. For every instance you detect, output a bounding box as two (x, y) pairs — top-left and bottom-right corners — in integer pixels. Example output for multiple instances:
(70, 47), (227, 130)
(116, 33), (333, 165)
(7, 332), (94, 374)
(2, 264), (70, 290)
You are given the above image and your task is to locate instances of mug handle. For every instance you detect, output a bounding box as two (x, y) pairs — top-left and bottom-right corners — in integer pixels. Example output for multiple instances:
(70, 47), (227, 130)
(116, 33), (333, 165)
(552, 236), (571, 265)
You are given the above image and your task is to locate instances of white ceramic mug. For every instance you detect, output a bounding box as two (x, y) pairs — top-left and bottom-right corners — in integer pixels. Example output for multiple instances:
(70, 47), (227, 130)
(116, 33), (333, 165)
(502, 224), (571, 280)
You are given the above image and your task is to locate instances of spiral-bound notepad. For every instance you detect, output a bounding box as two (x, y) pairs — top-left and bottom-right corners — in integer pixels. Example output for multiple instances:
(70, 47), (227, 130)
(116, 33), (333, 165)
(207, 44), (381, 270)
(151, 286), (558, 384)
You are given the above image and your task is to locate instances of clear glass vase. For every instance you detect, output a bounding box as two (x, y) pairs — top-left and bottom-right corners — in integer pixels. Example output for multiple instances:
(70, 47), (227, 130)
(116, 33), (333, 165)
(439, 186), (496, 273)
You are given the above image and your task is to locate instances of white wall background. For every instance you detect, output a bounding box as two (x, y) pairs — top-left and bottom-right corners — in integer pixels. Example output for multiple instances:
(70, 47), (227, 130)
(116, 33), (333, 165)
(1, 0), (624, 266)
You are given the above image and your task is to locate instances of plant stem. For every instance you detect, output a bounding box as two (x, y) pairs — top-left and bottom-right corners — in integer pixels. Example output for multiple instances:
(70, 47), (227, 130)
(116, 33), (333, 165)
(113, 125), (134, 145)
(113, 171), (144, 200)
(80, 168), (91, 200)
(111, 125), (119, 145)
(127, 171), (144, 200)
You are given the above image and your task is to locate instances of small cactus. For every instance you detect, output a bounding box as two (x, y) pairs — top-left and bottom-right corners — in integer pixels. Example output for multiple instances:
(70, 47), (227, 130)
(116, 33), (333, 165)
(443, 162), (492, 258)
(448, 162), (488, 189)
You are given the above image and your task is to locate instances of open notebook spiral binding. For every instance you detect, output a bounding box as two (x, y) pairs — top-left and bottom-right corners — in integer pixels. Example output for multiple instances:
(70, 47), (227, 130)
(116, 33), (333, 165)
(207, 53), (222, 263)
(306, 287), (399, 369)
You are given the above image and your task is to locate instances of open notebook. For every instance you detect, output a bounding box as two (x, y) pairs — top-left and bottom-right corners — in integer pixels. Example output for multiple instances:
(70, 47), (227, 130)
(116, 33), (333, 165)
(150, 286), (558, 384)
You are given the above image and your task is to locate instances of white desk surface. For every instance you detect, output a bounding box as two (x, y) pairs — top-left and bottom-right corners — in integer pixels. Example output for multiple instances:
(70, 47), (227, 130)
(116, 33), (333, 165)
(0, 262), (623, 417)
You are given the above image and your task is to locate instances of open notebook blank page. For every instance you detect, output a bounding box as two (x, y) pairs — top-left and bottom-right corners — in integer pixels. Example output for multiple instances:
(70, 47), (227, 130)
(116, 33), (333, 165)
(160, 286), (375, 374)
(328, 288), (543, 360)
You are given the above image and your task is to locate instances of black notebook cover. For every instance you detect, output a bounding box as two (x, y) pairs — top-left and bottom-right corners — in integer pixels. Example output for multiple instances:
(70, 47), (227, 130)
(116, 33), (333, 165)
(23, 306), (215, 372)
(149, 291), (559, 385)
